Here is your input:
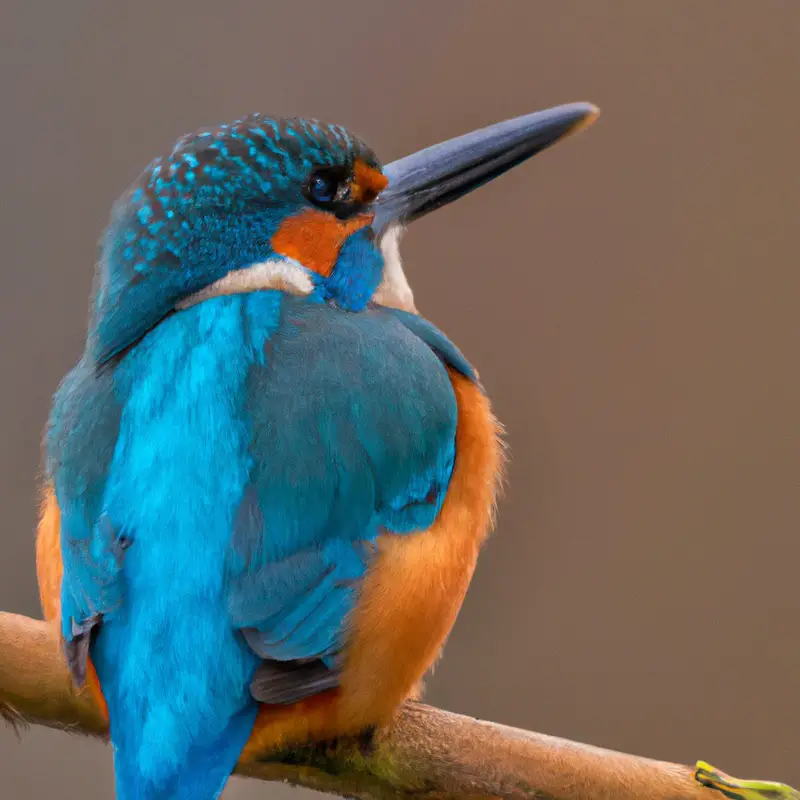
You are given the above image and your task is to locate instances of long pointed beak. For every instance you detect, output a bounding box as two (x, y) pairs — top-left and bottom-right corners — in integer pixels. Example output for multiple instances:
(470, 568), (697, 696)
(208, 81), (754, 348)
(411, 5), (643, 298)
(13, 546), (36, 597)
(372, 102), (599, 236)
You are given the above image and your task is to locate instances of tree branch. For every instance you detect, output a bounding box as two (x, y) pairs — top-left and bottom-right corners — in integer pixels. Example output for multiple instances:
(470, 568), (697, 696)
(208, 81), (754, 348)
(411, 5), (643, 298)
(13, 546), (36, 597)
(1, 612), (796, 799)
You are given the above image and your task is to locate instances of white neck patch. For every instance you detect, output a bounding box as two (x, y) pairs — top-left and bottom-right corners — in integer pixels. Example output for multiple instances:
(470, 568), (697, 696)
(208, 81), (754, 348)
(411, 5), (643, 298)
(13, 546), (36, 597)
(176, 256), (315, 310)
(176, 226), (417, 314)
(373, 223), (417, 313)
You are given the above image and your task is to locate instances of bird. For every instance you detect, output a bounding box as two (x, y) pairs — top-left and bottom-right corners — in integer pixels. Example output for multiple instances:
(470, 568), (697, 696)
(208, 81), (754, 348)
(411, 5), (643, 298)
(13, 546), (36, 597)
(35, 101), (598, 799)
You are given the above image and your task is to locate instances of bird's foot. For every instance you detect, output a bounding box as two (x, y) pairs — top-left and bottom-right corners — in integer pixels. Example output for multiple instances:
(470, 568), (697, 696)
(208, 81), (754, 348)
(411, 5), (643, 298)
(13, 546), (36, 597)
(355, 725), (377, 758)
(309, 725), (377, 760)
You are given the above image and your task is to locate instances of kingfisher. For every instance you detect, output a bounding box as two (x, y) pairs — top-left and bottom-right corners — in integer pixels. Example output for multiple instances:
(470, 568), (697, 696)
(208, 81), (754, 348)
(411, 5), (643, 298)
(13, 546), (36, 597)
(35, 101), (597, 799)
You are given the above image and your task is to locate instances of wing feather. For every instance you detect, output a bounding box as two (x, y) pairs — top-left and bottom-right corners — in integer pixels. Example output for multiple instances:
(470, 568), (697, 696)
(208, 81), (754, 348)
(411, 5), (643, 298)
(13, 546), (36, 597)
(227, 298), (473, 691)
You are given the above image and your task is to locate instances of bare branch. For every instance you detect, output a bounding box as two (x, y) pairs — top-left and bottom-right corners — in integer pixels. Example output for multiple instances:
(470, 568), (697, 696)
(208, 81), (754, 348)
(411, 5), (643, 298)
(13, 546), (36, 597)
(1, 611), (796, 799)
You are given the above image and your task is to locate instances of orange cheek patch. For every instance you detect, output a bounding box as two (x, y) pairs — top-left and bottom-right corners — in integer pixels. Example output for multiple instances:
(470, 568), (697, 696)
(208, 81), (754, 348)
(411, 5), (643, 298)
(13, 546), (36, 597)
(271, 210), (373, 278)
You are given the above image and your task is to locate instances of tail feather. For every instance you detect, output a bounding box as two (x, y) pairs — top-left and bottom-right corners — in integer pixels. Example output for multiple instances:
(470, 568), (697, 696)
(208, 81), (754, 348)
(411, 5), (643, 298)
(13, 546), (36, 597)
(111, 704), (258, 800)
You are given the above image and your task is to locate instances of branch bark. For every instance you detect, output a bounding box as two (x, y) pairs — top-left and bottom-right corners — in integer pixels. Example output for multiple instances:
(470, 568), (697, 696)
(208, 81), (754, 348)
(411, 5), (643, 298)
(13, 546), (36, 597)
(1, 611), (796, 799)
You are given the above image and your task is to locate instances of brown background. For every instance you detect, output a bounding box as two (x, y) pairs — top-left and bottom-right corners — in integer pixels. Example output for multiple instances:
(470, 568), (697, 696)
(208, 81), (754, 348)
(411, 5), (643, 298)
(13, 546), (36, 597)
(1, 2), (798, 797)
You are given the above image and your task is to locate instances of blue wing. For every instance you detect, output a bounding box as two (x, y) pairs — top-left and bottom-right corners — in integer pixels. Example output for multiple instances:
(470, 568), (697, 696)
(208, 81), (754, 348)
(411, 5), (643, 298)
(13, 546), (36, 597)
(378, 305), (477, 384)
(226, 296), (473, 697)
(47, 291), (475, 703)
(46, 356), (127, 684)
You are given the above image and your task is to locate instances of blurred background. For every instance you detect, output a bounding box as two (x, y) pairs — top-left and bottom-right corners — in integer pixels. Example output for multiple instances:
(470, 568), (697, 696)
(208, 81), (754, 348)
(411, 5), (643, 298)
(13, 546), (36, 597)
(1, 1), (799, 796)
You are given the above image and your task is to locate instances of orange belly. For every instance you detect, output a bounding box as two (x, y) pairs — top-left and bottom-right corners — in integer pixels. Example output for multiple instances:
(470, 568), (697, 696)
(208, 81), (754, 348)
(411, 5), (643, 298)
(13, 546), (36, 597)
(36, 368), (503, 750)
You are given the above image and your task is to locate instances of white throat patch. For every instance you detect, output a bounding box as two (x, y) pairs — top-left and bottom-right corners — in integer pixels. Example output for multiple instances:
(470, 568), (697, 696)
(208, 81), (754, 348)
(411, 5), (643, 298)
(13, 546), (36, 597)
(373, 223), (417, 313)
(176, 257), (315, 310)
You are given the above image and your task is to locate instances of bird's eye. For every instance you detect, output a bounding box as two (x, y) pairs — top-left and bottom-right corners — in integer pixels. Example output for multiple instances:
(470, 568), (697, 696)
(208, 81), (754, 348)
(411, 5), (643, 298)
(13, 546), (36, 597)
(306, 167), (350, 209)
(310, 173), (338, 204)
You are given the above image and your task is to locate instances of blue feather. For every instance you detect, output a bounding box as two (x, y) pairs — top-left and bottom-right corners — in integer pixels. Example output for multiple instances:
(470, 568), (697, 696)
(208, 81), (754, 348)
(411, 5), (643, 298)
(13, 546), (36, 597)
(48, 356), (124, 653)
(89, 116), (383, 364)
(380, 306), (477, 382)
(227, 297), (458, 663)
(90, 294), (265, 796)
(49, 289), (472, 797)
(45, 110), (493, 798)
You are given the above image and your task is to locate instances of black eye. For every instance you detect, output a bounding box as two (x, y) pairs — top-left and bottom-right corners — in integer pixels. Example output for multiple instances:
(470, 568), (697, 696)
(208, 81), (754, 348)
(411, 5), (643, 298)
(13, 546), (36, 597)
(310, 172), (338, 204)
(306, 167), (351, 210)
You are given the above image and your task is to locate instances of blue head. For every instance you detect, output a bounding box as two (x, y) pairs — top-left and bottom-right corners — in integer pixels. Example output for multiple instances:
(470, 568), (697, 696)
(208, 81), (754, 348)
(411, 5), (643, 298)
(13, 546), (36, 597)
(88, 104), (599, 365)
(90, 116), (391, 363)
